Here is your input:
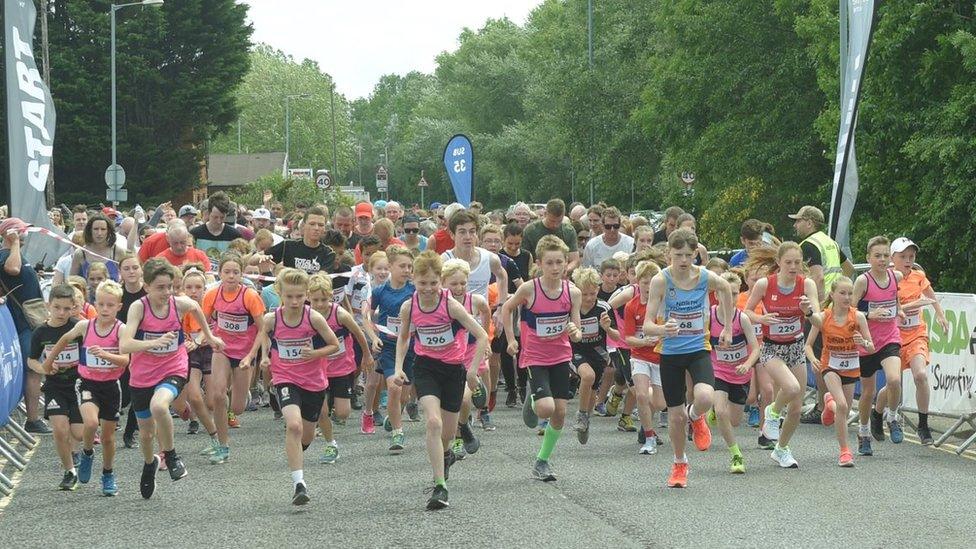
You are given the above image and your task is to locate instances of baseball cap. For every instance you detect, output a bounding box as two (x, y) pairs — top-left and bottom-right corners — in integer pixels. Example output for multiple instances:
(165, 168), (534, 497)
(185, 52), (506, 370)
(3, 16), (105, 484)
(430, 201), (442, 210)
(179, 205), (198, 217)
(787, 205), (825, 225)
(355, 202), (373, 218)
(891, 237), (918, 254)
(403, 214), (420, 224)
(0, 217), (30, 235)
(101, 207), (119, 218)
(252, 207), (272, 221)
(374, 200), (388, 209)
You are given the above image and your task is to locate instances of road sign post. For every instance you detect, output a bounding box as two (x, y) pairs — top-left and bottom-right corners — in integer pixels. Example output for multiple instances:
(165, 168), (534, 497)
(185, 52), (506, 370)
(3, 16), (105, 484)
(104, 163), (126, 206)
(417, 170), (428, 208)
(376, 166), (388, 198)
(316, 170), (332, 190)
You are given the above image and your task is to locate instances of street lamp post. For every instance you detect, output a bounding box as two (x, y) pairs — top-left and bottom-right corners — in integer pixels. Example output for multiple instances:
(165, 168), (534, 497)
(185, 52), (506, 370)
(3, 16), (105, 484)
(110, 0), (164, 206)
(284, 93), (310, 169)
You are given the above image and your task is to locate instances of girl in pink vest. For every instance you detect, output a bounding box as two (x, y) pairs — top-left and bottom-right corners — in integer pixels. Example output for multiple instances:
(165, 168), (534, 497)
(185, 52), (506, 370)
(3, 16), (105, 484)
(390, 251), (488, 511)
(119, 258), (223, 500)
(242, 268), (339, 506)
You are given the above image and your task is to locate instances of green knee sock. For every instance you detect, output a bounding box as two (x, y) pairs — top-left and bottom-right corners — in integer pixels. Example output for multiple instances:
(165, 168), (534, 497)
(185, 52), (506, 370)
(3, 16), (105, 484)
(537, 424), (562, 461)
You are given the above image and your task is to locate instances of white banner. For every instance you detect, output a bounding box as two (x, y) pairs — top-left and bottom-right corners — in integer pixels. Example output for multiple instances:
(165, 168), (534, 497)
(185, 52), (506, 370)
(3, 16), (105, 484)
(901, 293), (976, 417)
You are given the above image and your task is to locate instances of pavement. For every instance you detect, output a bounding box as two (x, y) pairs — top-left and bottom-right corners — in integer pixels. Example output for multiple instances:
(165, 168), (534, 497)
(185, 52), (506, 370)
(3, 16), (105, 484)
(1, 396), (975, 548)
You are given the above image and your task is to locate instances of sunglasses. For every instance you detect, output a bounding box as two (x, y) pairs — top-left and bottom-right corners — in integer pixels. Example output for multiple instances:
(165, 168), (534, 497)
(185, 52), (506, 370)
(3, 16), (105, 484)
(404, 228), (420, 234)
(604, 223), (620, 230)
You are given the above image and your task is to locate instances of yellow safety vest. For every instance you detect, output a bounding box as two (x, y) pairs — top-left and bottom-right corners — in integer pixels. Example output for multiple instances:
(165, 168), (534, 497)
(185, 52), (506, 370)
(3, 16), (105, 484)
(801, 231), (843, 293)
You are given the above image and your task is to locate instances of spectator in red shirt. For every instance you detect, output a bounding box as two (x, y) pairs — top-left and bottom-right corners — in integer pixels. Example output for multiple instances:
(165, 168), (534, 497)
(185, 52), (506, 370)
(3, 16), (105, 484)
(138, 219), (184, 263)
(155, 224), (213, 271)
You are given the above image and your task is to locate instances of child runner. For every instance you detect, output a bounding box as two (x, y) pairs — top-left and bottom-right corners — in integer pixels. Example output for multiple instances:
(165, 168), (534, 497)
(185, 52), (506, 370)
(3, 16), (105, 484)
(358, 249), (388, 434)
(805, 276), (874, 466)
(852, 236), (905, 452)
(501, 235), (583, 482)
(570, 267), (618, 445)
(202, 252), (266, 464)
(643, 228), (734, 488)
(40, 280), (129, 495)
(119, 258), (224, 499)
(306, 274), (373, 464)
(371, 245), (417, 453)
(709, 271), (761, 473)
(391, 251), (488, 509)
(622, 261), (667, 455)
(743, 243), (819, 468)
(890, 237), (949, 445)
(179, 268), (221, 452)
(242, 268), (340, 505)
(27, 284), (85, 491)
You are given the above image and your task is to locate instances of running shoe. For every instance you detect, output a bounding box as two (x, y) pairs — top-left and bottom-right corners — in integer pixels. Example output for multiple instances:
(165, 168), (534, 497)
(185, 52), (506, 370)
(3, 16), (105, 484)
(757, 434), (775, 450)
(320, 443), (339, 464)
(617, 415), (637, 432)
(426, 484), (449, 510)
(889, 418), (904, 444)
(729, 454), (745, 474)
(573, 411), (587, 433)
(858, 436), (873, 456)
(187, 420), (200, 435)
(200, 437), (221, 456)
(506, 391), (518, 408)
(577, 414), (591, 445)
(532, 459), (556, 482)
(870, 410), (885, 441)
(405, 401), (420, 422)
(228, 411), (240, 429)
(360, 413), (375, 435)
(770, 446), (799, 469)
(606, 391), (623, 416)
(451, 437), (466, 460)
(292, 482), (310, 506)
(706, 408), (717, 427)
(273, 410), (283, 420)
(444, 449), (458, 479)
(246, 391), (261, 412)
(918, 425), (934, 446)
(747, 406), (760, 428)
(667, 462), (688, 488)
(389, 432), (405, 454)
(799, 405), (822, 424)
(379, 390), (388, 408)
(123, 432), (138, 449)
(165, 453), (188, 481)
(658, 409), (669, 428)
(821, 394), (837, 426)
(690, 412), (712, 451)
(383, 414), (394, 433)
(593, 402), (608, 417)
(761, 405), (780, 441)
(140, 456), (159, 499)
(101, 472), (118, 496)
(480, 412), (496, 432)
(24, 419), (52, 434)
(209, 446), (229, 465)
(639, 439), (657, 455)
(522, 394), (538, 428)
(78, 452), (93, 484)
(374, 410), (386, 429)
(350, 391), (363, 411)
(459, 422), (480, 454)
(58, 470), (79, 491)
(838, 449), (855, 467)
(471, 380), (488, 409)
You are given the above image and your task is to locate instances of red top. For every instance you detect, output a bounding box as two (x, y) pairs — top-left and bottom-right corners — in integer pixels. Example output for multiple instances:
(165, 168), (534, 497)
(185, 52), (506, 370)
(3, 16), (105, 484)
(432, 229), (454, 255)
(156, 247), (213, 271)
(761, 274), (806, 343)
(138, 231), (169, 263)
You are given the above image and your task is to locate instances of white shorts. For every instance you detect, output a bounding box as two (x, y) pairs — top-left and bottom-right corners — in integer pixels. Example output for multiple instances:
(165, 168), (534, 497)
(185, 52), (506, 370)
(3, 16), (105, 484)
(631, 358), (661, 386)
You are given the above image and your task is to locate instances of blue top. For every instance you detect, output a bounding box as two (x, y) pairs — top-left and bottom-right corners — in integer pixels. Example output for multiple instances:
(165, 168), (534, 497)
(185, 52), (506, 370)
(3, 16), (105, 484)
(371, 281), (416, 339)
(661, 266), (711, 355)
(260, 284), (281, 312)
(0, 249), (43, 333)
(728, 249), (748, 267)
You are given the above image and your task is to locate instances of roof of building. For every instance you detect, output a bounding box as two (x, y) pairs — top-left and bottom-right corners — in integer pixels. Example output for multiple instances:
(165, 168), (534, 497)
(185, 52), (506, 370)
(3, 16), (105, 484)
(207, 152), (285, 187)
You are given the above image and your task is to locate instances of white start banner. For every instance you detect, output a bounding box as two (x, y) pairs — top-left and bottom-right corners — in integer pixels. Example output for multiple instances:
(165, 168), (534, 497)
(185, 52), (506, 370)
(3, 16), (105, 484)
(901, 293), (976, 417)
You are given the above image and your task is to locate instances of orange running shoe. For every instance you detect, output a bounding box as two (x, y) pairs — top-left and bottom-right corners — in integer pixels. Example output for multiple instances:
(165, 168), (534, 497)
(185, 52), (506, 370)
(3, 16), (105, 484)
(838, 449), (854, 467)
(821, 394), (836, 426)
(667, 462), (689, 488)
(690, 413), (712, 451)
(228, 412), (240, 429)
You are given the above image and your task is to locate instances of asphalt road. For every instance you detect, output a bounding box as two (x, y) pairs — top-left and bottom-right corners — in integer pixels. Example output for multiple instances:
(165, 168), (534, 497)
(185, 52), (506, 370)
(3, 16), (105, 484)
(2, 398), (975, 548)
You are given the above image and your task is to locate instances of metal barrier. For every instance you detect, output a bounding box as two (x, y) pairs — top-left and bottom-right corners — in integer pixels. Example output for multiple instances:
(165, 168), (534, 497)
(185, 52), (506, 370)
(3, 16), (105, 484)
(0, 303), (39, 497)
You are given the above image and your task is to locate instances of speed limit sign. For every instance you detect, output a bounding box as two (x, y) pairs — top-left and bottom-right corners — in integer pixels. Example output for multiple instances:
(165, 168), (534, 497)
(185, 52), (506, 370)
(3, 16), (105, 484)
(316, 172), (332, 189)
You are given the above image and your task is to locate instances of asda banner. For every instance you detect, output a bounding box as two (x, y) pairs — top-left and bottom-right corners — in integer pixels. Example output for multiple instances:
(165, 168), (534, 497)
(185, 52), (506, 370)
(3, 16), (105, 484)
(901, 293), (976, 417)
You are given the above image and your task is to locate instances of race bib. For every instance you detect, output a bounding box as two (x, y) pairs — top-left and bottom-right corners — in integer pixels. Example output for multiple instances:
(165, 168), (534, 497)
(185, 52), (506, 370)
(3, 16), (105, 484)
(580, 317), (600, 342)
(716, 341), (748, 365)
(277, 337), (312, 362)
(387, 316), (402, 337)
(828, 350), (860, 371)
(868, 300), (897, 322)
(351, 291), (366, 313)
(46, 343), (80, 368)
(143, 332), (178, 355)
(536, 314), (568, 338)
(84, 347), (118, 369)
(416, 324), (455, 349)
(900, 310), (920, 329)
(671, 311), (705, 336)
(770, 317), (802, 338)
(327, 337), (347, 359)
(332, 291), (345, 305)
(217, 312), (249, 333)
(754, 323), (763, 338)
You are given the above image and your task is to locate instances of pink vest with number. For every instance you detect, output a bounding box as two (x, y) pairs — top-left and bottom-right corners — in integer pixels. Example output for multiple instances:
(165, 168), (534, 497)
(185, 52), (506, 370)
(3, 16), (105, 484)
(131, 297), (188, 388)
(79, 319), (125, 382)
(270, 306), (328, 391)
(411, 290), (465, 365)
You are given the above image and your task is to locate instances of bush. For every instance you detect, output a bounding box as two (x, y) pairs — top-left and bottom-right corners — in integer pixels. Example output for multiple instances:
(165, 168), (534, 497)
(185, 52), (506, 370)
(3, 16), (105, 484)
(227, 173), (354, 213)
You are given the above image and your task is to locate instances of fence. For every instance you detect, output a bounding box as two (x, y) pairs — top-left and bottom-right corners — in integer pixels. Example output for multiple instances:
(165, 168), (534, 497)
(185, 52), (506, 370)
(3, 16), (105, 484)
(0, 303), (39, 497)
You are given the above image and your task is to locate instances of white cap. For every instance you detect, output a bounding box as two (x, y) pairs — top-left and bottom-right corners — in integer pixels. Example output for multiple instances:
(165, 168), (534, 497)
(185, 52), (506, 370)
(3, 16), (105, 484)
(252, 207), (272, 221)
(891, 237), (918, 253)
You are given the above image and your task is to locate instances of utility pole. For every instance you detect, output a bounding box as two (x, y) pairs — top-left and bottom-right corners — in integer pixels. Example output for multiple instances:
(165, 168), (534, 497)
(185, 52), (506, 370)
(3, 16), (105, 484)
(587, 0), (595, 206)
(330, 84), (338, 177)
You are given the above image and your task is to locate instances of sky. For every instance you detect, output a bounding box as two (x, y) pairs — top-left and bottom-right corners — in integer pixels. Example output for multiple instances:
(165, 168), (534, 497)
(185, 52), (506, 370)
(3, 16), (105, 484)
(240, 0), (543, 100)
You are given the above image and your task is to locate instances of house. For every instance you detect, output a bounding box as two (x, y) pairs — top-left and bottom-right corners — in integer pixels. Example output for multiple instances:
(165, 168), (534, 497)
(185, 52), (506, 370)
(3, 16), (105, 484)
(203, 152), (287, 196)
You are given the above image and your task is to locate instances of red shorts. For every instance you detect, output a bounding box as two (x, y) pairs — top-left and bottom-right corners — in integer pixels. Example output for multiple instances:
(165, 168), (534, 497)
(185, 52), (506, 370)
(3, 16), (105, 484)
(900, 338), (929, 370)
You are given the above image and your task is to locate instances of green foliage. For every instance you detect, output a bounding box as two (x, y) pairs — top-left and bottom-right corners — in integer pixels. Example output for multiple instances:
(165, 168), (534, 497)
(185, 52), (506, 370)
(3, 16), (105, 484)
(226, 173), (354, 216)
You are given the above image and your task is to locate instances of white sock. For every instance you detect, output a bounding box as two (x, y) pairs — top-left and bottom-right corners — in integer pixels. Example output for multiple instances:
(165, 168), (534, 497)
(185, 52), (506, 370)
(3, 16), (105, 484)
(68, 467), (77, 476)
(858, 423), (870, 436)
(687, 404), (700, 422)
(883, 407), (891, 422)
(328, 439), (337, 448)
(291, 469), (304, 487)
(674, 454), (688, 464)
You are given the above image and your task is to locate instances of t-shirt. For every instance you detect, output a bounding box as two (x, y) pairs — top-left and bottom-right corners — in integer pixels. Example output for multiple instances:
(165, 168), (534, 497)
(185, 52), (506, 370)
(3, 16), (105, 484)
(371, 281), (415, 339)
(652, 228), (668, 245)
(0, 249), (44, 333)
(260, 284), (281, 312)
(268, 239), (336, 275)
(156, 247), (213, 271)
(492, 253), (521, 295)
(728, 249), (748, 267)
(583, 234), (635, 269)
(572, 300), (615, 354)
(521, 220), (578, 257)
(29, 319), (81, 388)
(190, 223), (242, 260)
(501, 249), (532, 289)
(346, 229), (373, 252)
(138, 231), (170, 263)
(119, 286), (147, 322)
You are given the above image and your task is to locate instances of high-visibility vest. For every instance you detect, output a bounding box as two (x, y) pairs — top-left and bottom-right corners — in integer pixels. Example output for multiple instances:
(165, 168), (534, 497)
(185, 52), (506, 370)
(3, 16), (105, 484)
(802, 231), (843, 294)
